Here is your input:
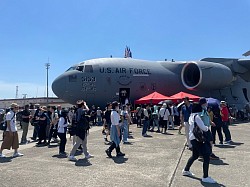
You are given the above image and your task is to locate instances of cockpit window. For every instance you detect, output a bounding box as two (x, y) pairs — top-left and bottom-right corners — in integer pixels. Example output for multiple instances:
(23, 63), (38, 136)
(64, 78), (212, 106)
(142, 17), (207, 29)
(66, 66), (77, 72)
(76, 66), (84, 71)
(74, 65), (93, 73)
(84, 65), (93, 73)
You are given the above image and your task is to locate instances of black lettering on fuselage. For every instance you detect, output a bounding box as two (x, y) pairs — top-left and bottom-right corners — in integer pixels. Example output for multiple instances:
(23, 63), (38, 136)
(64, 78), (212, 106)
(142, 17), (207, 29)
(99, 67), (151, 75)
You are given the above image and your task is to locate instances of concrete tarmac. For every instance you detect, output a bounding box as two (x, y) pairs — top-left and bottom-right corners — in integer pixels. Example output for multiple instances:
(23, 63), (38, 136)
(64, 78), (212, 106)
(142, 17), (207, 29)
(0, 122), (249, 187)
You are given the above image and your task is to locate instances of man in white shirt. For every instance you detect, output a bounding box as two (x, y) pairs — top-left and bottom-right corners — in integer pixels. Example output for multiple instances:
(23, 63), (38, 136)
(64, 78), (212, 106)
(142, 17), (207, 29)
(0, 103), (23, 158)
(159, 103), (170, 134)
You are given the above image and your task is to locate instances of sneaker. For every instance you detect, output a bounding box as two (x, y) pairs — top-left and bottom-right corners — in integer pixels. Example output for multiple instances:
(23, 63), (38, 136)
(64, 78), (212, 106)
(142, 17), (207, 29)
(0, 153), (6, 158)
(68, 155), (77, 161)
(105, 149), (112, 158)
(85, 154), (93, 159)
(59, 152), (67, 156)
(210, 153), (219, 160)
(13, 152), (24, 157)
(202, 176), (217, 183)
(116, 152), (125, 157)
(224, 141), (231, 145)
(182, 169), (195, 176)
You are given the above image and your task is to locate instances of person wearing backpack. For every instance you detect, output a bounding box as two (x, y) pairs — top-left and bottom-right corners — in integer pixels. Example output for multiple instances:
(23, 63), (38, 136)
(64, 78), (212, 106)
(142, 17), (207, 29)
(0, 103), (23, 158)
(182, 102), (217, 184)
(199, 98), (219, 160)
(68, 100), (92, 161)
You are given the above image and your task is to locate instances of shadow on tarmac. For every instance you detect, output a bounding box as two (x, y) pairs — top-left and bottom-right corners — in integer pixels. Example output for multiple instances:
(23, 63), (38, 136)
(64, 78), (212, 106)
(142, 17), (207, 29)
(230, 141), (244, 146)
(143, 135), (153, 138)
(52, 154), (68, 159)
(0, 157), (12, 163)
(183, 175), (226, 187)
(47, 144), (58, 148)
(123, 142), (134, 145)
(214, 144), (236, 149)
(112, 156), (128, 164)
(198, 158), (229, 166)
(128, 135), (134, 139)
(75, 159), (92, 167)
(214, 141), (244, 148)
(161, 132), (174, 135)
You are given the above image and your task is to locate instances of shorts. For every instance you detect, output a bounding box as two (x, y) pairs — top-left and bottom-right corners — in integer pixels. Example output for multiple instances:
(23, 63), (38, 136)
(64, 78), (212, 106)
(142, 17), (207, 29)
(1, 131), (19, 150)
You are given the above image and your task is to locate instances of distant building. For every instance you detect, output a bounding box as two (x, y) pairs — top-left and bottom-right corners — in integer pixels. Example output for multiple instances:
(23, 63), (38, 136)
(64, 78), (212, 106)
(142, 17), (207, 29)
(0, 97), (72, 109)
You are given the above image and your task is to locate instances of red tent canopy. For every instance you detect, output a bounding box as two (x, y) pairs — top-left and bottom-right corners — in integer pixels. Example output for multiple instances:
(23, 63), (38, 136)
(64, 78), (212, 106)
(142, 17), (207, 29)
(170, 91), (200, 102)
(135, 91), (173, 104)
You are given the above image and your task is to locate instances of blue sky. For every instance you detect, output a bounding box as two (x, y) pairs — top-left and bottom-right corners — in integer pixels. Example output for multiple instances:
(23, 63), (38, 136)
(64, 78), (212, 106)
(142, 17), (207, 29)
(0, 0), (250, 99)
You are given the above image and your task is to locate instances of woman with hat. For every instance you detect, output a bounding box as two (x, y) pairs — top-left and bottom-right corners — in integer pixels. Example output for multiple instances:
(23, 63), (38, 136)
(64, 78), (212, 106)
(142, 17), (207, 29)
(0, 103), (23, 158)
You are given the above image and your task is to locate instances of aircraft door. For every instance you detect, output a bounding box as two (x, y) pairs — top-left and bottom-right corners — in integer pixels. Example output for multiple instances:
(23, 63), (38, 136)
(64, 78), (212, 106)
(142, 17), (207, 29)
(243, 88), (249, 102)
(119, 88), (130, 105)
(86, 93), (95, 106)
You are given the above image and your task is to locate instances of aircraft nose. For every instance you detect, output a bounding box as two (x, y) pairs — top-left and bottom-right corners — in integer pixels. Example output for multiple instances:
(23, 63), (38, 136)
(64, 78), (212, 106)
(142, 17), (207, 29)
(52, 74), (66, 99)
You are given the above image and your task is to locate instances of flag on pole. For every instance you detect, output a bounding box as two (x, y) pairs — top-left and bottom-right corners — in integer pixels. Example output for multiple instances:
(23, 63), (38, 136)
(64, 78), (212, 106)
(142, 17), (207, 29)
(124, 46), (132, 58)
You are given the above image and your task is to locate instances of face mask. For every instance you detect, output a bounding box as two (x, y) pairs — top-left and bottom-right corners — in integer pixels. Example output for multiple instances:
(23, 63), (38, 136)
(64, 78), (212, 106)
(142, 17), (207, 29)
(202, 105), (207, 110)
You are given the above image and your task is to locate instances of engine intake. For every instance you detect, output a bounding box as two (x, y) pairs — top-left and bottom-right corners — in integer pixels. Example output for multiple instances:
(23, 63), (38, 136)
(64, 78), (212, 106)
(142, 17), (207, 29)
(181, 61), (234, 90)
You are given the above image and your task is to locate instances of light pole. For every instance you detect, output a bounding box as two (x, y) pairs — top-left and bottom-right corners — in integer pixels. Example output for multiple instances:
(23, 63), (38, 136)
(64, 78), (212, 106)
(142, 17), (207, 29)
(45, 61), (50, 106)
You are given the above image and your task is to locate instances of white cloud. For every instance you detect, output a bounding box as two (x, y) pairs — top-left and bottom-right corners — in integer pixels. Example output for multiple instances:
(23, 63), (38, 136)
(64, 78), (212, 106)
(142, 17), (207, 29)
(0, 81), (54, 99)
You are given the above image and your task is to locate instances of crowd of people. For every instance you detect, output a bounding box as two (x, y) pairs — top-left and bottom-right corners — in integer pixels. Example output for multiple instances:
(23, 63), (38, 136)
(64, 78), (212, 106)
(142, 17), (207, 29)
(0, 96), (236, 184)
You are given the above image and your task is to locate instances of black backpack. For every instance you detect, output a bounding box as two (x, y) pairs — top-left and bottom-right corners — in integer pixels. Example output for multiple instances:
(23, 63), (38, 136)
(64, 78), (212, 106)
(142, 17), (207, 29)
(193, 114), (206, 143)
(77, 110), (90, 131)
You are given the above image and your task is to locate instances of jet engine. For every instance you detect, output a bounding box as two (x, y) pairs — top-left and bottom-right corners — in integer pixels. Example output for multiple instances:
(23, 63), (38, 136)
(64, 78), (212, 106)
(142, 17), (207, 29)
(181, 61), (234, 90)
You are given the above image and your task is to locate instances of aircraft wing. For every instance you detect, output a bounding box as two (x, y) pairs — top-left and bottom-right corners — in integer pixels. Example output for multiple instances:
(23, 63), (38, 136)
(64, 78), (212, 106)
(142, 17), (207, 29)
(201, 57), (250, 82)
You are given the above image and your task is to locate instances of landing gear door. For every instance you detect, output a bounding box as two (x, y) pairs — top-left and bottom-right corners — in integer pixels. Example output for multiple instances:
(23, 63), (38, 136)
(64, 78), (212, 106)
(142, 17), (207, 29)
(119, 88), (130, 105)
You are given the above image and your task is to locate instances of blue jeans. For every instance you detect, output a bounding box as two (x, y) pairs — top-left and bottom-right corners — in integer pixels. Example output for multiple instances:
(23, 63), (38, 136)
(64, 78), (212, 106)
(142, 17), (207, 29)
(122, 120), (128, 142)
(32, 124), (40, 140)
(97, 116), (102, 126)
(142, 119), (149, 135)
(152, 118), (160, 131)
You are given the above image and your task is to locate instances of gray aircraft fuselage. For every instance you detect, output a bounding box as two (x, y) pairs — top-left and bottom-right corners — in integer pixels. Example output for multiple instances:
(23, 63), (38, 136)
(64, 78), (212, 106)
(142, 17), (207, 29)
(52, 57), (250, 109)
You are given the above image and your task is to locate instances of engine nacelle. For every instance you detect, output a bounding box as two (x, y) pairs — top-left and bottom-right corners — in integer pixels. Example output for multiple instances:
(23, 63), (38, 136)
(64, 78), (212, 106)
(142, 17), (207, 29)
(181, 61), (234, 90)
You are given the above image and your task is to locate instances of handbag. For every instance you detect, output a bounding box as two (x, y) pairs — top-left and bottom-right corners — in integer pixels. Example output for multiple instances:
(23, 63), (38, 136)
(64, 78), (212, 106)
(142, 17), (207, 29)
(193, 114), (206, 143)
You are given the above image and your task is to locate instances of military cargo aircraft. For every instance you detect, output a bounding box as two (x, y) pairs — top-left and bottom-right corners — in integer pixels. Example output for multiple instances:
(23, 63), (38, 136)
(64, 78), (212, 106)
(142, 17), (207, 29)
(52, 57), (250, 108)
